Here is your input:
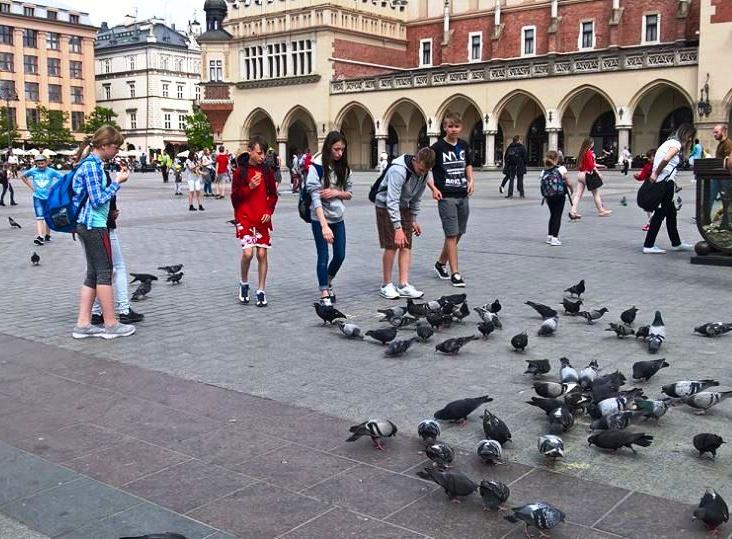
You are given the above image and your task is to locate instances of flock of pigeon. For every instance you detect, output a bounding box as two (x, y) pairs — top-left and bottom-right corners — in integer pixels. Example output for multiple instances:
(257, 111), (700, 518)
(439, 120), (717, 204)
(314, 280), (731, 537)
(127, 265), (184, 300)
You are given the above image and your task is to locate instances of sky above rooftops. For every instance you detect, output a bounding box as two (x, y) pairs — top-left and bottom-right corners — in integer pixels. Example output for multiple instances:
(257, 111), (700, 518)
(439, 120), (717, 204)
(72, 0), (202, 30)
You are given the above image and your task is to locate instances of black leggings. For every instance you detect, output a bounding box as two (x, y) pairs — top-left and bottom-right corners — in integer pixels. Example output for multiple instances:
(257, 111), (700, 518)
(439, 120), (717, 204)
(644, 181), (681, 248)
(77, 225), (113, 288)
(0, 181), (14, 204)
(546, 196), (566, 237)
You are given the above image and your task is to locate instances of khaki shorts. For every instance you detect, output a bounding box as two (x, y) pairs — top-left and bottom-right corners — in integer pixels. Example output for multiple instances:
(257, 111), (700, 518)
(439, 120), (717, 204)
(376, 206), (413, 250)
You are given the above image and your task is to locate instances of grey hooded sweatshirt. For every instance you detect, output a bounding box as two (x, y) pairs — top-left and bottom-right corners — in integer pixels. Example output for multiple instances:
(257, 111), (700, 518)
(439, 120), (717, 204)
(374, 154), (428, 229)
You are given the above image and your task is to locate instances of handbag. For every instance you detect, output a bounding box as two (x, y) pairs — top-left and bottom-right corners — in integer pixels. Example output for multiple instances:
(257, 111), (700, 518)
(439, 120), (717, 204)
(637, 166), (677, 212)
(585, 171), (603, 191)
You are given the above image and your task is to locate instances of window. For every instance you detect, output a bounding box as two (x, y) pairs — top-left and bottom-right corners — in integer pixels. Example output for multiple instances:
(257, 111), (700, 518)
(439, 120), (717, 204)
(47, 58), (61, 76)
(23, 55), (38, 74)
(128, 55), (136, 70)
(46, 32), (60, 50)
(160, 55), (169, 70)
(0, 52), (13, 72)
(23, 29), (37, 48)
(164, 113), (171, 129)
(70, 60), (82, 79)
(522, 26), (536, 56)
(47, 10), (57, 20)
(175, 58), (183, 72)
(419, 38), (432, 67)
(178, 114), (186, 130)
(291, 40), (312, 76)
(102, 84), (111, 100)
(177, 84), (184, 99)
(71, 111), (84, 131)
(162, 82), (169, 98)
(69, 14), (79, 24)
(579, 21), (595, 50)
(71, 86), (83, 104)
(209, 59), (223, 81)
(4, 107), (15, 128)
(195, 85), (201, 101)
(69, 36), (81, 53)
(48, 84), (62, 103)
(128, 82), (135, 98)
(103, 59), (111, 73)
(23, 6), (34, 16)
(26, 108), (39, 127)
(0, 25), (12, 45)
(266, 42), (287, 78)
(468, 32), (482, 62)
(24, 82), (39, 101)
(643, 14), (660, 43)
(0, 80), (15, 101)
(243, 48), (262, 80)
(0, 3), (10, 13)
(129, 111), (137, 129)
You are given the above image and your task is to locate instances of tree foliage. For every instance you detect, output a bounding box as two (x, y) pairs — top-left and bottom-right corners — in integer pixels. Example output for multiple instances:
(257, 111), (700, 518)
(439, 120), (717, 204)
(82, 106), (120, 134)
(28, 106), (73, 149)
(184, 108), (213, 152)
(0, 106), (19, 148)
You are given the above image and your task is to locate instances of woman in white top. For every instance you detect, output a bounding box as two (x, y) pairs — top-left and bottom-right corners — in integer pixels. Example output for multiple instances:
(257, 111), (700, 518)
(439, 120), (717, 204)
(642, 123), (696, 254)
(185, 154), (205, 212)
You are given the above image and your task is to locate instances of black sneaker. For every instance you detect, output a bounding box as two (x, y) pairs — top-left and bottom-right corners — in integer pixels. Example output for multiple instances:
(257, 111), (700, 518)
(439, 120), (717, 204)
(10, 201), (17, 206)
(239, 283), (250, 304)
(189, 205), (197, 211)
(256, 290), (268, 307)
(33, 236), (44, 246)
(451, 272), (466, 288)
(434, 261), (450, 280)
(198, 205), (205, 211)
(44, 234), (52, 242)
(91, 313), (104, 325)
(119, 309), (144, 324)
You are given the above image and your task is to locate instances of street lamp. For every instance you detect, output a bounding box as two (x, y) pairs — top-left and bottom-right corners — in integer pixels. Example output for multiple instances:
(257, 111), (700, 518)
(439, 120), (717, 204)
(697, 73), (712, 118)
(0, 84), (18, 157)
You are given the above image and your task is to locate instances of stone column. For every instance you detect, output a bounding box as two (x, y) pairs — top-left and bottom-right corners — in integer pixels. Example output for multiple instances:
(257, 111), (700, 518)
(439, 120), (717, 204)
(376, 136), (387, 157)
(617, 127), (631, 154)
(547, 129), (560, 152)
(277, 139), (287, 170)
(484, 131), (496, 167)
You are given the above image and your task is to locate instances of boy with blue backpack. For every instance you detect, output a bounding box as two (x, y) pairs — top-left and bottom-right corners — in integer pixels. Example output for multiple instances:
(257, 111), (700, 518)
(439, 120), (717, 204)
(540, 150), (571, 246)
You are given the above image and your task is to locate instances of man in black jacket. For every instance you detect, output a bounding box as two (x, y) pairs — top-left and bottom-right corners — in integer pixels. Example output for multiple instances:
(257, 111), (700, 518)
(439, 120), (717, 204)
(502, 135), (528, 198)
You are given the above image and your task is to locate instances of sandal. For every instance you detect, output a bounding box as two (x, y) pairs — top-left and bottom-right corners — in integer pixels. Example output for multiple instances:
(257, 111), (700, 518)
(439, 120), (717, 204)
(568, 212), (581, 221)
(598, 209), (613, 216)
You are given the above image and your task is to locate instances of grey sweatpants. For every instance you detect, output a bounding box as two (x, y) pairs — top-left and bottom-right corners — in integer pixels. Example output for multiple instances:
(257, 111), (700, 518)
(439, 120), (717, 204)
(76, 225), (113, 288)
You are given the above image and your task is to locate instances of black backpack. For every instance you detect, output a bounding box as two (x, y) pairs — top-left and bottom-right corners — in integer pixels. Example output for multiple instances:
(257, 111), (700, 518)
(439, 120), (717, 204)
(368, 155), (412, 203)
(539, 167), (566, 198)
(505, 145), (520, 166)
(298, 163), (323, 223)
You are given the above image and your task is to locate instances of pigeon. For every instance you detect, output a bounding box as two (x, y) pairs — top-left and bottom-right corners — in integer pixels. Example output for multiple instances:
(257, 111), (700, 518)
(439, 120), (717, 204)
(560, 357), (579, 384)
(450, 302), (471, 322)
(589, 411), (638, 431)
(525, 359), (551, 377)
(588, 431), (653, 453)
(346, 419), (397, 450)
(634, 399), (670, 421)
(511, 331), (528, 352)
(434, 395), (493, 424)
(620, 195), (628, 206)
(578, 307), (608, 324)
(365, 326), (398, 345)
(693, 433), (725, 459)
(377, 306), (406, 321)
(505, 502), (566, 536)
(590, 396), (632, 419)
(313, 302), (347, 325)
(562, 297), (582, 315)
(438, 293), (467, 306)
(166, 272), (184, 284)
(538, 434), (565, 459)
(477, 319), (495, 338)
(482, 409), (512, 445)
(606, 323), (634, 338)
(435, 335), (478, 355)
(647, 310), (665, 353)
(579, 360), (599, 389)
(384, 337), (418, 357)
(621, 306), (638, 325)
(416, 467), (478, 501)
(131, 280), (151, 302)
(336, 321), (364, 339)
(415, 322), (434, 342)
(662, 380), (719, 399)
(564, 279), (585, 298)
(526, 397), (565, 415)
(424, 441), (455, 467)
(8, 216), (21, 229)
(129, 273), (158, 284)
(533, 381), (578, 399)
(390, 315), (418, 328)
(30, 252), (40, 266)
(479, 480), (510, 511)
(426, 311), (453, 329)
(635, 325), (650, 340)
(120, 534), (188, 539)
(158, 264), (183, 274)
(538, 316), (558, 337)
(632, 358), (669, 381)
(488, 299), (501, 313)
(692, 489), (729, 533)
(407, 298), (437, 318)
(694, 322), (732, 337)
(683, 391), (732, 414)
(477, 439), (503, 465)
(525, 301), (558, 320)
(475, 308), (502, 329)
(417, 419), (441, 444)
(590, 372), (628, 403)
(548, 406), (575, 434)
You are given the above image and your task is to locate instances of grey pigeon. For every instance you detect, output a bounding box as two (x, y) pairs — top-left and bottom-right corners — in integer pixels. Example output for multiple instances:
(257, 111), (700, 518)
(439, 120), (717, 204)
(426, 311), (453, 329)
(30, 251), (40, 266)
(588, 430), (653, 453)
(635, 325), (650, 340)
(377, 306), (406, 321)
(477, 319), (495, 338)
(693, 489), (729, 533)
(525, 301), (558, 320)
(548, 406), (574, 434)
(579, 360), (599, 389)
(632, 358), (669, 381)
(477, 439), (503, 465)
(166, 272), (183, 284)
(694, 322), (732, 337)
(559, 357), (579, 384)
(129, 273), (158, 284)
(480, 480), (510, 511)
(562, 297), (582, 315)
(533, 381), (578, 399)
(365, 326), (398, 345)
(538, 434), (565, 459)
(407, 298), (436, 318)
(482, 409), (511, 444)
(578, 307), (608, 324)
(683, 391), (732, 414)
(384, 337), (418, 357)
(450, 302), (471, 322)
(8, 216), (21, 229)
(474, 307), (502, 328)
(417, 419), (440, 444)
(157, 264), (183, 274)
(511, 331), (528, 352)
(606, 322), (634, 338)
(693, 433), (725, 459)
(591, 396), (632, 419)
(435, 335), (478, 355)
(416, 322), (434, 342)
(434, 395), (493, 423)
(131, 280), (151, 301)
(538, 316), (558, 336)
(621, 306), (638, 325)
(416, 467), (477, 501)
(525, 359), (550, 377)
(346, 419), (397, 450)
(438, 293), (467, 306)
(662, 380), (719, 399)
(390, 315), (418, 328)
(505, 502), (566, 535)
(336, 320), (363, 339)
(647, 310), (665, 353)
(424, 441), (455, 467)
(526, 397), (565, 415)
(590, 411), (638, 431)
(564, 279), (585, 297)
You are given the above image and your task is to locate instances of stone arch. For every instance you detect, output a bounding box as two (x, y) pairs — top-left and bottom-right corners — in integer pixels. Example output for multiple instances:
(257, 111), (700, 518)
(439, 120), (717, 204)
(559, 86), (618, 160)
(242, 108), (277, 150)
(335, 101), (376, 169)
(435, 93), (484, 125)
(384, 98), (428, 155)
(282, 105), (318, 156)
(557, 85), (617, 123)
(493, 90), (547, 166)
(628, 79), (695, 117)
(435, 94), (484, 166)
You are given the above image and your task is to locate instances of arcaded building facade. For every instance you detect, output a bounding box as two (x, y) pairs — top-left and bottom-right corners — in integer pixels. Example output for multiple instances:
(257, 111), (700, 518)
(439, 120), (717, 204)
(197, 0), (731, 169)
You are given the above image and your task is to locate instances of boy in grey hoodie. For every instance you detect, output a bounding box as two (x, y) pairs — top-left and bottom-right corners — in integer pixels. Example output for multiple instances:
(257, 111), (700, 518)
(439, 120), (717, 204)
(374, 147), (436, 299)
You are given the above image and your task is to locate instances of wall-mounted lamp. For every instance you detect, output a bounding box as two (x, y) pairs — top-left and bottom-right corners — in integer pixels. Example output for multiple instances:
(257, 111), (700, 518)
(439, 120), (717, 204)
(376, 120), (380, 129)
(276, 125), (280, 135)
(548, 111), (553, 122)
(427, 118), (432, 128)
(618, 108), (623, 120)
(697, 73), (712, 118)
(484, 113), (489, 124)
(322, 123), (326, 134)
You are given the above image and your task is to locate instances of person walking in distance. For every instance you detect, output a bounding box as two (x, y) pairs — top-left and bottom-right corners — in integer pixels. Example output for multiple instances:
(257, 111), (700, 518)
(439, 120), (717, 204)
(290, 150), (302, 193)
(214, 146), (230, 200)
(306, 131), (352, 306)
(501, 135), (528, 198)
(375, 148), (436, 299)
(540, 151), (571, 246)
(569, 138), (611, 219)
(428, 111), (474, 288)
(21, 154), (62, 245)
(200, 148), (215, 198)
(0, 163), (17, 206)
(185, 153), (205, 211)
(232, 136), (279, 307)
(158, 152), (171, 183)
(620, 146), (632, 175)
(642, 124), (696, 254)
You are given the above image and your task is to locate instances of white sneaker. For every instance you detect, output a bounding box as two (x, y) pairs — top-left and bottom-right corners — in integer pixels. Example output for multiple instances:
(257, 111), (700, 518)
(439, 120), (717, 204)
(643, 246), (666, 254)
(396, 283), (424, 299)
(549, 237), (562, 246)
(546, 235), (553, 244)
(379, 282), (400, 300)
(671, 242), (693, 252)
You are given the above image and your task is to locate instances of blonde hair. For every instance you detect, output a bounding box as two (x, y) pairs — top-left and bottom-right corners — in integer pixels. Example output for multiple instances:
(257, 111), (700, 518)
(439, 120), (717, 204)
(442, 110), (462, 126)
(91, 125), (124, 149)
(544, 150), (559, 168)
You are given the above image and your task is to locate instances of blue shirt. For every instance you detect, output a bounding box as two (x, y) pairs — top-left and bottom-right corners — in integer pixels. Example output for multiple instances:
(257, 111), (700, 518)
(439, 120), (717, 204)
(23, 167), (62, 200)
(73, 154), (120, 229)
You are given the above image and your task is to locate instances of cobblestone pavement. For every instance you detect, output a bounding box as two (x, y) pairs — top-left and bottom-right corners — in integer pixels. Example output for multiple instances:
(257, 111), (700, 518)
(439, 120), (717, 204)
(0, 169), (730, 538)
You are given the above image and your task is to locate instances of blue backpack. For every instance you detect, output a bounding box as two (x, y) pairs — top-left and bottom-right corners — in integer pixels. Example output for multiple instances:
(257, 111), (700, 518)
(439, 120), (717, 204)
(540, 166), (566, 198)
(42, 156), (94, 233)
(298, 163), (323, 223)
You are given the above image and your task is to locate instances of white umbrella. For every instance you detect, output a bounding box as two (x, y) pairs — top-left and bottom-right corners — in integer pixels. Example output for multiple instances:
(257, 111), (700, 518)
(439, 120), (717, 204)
(28, 148), (40, 156)
(176, 150), (190, 158)
(57, 149), (77, 156)
(42, 148), (57, 157)
(11, 148), (26, 156)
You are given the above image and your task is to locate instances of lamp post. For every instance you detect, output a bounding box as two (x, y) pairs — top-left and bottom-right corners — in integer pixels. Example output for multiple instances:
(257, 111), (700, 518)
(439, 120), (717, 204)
(697, 73), (712, 119)
(0, 84), (18, 158)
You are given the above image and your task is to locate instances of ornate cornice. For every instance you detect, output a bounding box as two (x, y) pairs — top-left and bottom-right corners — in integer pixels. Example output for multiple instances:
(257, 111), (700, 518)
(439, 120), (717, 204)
(235, 74), (321, 90)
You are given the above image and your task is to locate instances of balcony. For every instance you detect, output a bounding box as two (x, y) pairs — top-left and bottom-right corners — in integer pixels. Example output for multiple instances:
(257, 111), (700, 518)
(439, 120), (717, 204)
(330, 45), (698, 94)
(197, 82), (233, 103)
(196, 83), (233, 138)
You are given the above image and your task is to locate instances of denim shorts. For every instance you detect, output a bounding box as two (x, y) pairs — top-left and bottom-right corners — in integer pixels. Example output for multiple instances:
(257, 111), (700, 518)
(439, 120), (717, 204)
(437, 197), (470, 236)
(33, 196), (45, 220)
